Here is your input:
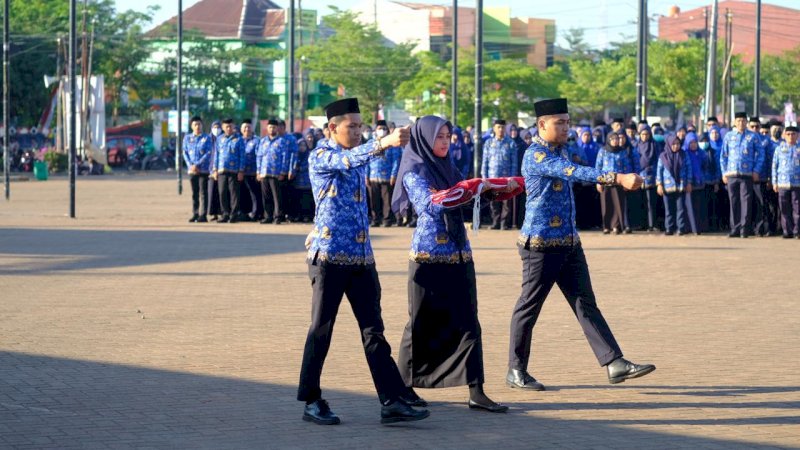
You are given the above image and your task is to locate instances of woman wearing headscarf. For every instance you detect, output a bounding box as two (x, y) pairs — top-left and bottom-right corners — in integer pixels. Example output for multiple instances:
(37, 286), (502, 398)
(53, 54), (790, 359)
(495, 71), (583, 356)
(637, 125), (661, 231)
(656, 134), (693, 235)
(573, 127), (601, 230)
(391, 115), (523, 413)
(683, 132), (711, 234)
(707, 125), (727, 231)
(595, 132), (630, 234)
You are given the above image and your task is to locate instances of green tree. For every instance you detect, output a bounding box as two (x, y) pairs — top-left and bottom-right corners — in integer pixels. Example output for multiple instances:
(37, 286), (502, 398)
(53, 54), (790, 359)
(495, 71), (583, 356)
(648, 40), (706, 115)
(559, 56), (636, 120)
(2, 0), (155, 125)
(297, 9), (419, 121)
(397, 47), (564, 126)
(761, 47), (800, 111)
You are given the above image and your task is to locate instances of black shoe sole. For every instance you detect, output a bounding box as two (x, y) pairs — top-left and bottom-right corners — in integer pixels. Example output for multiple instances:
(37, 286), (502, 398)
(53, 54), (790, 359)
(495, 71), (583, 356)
(380, 409), (430, 424)
(609, 365), (656, 384)
(468, 400), (509, 413)
(505, 380), (545, 391)
(302, 414), (341, 425)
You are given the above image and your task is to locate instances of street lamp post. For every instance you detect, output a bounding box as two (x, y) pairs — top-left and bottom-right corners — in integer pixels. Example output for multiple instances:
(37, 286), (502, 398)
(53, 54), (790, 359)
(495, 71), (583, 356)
(473, 0), (483, 178)
(176, 0), (184, 195)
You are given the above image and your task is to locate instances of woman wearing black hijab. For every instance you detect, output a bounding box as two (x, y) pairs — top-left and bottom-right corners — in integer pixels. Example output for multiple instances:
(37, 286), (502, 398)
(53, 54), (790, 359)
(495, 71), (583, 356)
(391, 115), (521, 413)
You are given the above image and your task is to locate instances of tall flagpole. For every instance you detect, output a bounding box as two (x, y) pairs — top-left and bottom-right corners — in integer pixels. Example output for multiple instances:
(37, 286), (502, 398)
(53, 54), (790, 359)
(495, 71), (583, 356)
(451, 0), (458, 122)
(473, 0), (483, 178)
(69, 0), (77, 217)
(176, 0), (183, 195)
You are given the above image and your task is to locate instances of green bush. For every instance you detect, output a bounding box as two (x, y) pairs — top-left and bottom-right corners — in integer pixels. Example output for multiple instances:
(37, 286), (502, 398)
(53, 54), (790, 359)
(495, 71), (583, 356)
(43, 151), (68, 173)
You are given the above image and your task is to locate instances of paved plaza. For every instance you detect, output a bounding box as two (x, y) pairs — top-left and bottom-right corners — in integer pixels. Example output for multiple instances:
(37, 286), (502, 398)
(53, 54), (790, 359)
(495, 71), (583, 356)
(1, 174), (799, 449)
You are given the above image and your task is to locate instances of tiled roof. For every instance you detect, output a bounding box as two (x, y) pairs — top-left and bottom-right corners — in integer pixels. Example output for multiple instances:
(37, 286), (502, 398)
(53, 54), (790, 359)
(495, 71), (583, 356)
(147, 0), (283, 41)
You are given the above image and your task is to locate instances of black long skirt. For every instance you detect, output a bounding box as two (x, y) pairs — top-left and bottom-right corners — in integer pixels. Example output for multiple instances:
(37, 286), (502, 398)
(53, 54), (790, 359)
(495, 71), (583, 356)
(398, 261), (484, 388)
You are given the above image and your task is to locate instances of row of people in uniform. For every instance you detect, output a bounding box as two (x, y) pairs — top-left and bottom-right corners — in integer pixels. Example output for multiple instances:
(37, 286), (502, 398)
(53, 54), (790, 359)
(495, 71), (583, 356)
(470, 115), (800, 239)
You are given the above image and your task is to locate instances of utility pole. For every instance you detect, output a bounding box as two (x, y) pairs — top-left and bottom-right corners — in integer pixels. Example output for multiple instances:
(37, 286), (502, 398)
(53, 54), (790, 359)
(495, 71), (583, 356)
(3, 0), (9, 201)
(288, 0), (295, 132)
(451, 0), (458, 122)
(69, 0), (77, 217)
(56, 37), (63, 154)
(722, 9), (732, 125)
(642, 0), (648, 118)
(473, 0), (483, 178)
(635, 0), (644, 121)
(703, 0), (718, 134)
(176, 0), (183, 195)
(753, 0), (761, 117)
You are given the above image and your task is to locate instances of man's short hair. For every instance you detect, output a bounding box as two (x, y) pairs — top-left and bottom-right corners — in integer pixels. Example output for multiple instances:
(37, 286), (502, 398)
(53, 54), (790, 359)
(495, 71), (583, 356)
(221, 118), (234, 125)
(190, 116), (203, 124)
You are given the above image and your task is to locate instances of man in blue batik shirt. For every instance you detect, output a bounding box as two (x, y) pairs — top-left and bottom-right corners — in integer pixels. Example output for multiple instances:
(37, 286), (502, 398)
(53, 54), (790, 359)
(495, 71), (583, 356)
(721, 112), (764, 238)
(482, 119), (519, 229)
(506, 98), (656, 392)
(211, 118), (244, 223)
(256, 119), (288, 224)
(297, 98), (429, 426)
(183, 116), (213, 223)
(239, 119), (263, 221)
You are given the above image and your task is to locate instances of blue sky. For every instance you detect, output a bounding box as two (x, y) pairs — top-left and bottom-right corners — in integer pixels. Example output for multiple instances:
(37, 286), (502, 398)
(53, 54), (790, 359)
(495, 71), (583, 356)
(115, 0), (797, 49)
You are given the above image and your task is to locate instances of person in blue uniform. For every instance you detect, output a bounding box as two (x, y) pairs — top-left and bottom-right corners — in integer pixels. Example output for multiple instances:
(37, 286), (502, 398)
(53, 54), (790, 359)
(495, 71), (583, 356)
(391, 115), (523, 414)
(595, 132), (630, 234)
(772, 125), (800, 239)
(766, 120), (784, 235)
(366, 120), (402, 227)
(637, 124), (661, 231)
(506, 98), (655, 391)
(183, 116), (213, 223)
(298, 98), (429, 426)
(657, 134), (692, 235)
(256, 119), (288, 224)
(239, 119), (263, 221)
(210, 118), (244, 223)
(707, 125), (727, 231)
(721, 112), (764, 238)
(684, 133), (709, 234)
(206, 120), (222, 221)
(290, 132), (315, 223)
(482, 119), (519, 229)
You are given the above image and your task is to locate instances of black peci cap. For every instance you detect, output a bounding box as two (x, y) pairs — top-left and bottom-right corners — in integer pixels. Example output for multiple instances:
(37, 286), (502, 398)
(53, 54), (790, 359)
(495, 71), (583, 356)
(376, 120), (388, 127)
(221, 118), (234, 124)
(734, 112), (748, 119)
(324, 98), (360, 120)
(241, 118), (252, 125)
(785, 126), (798, 132)
(534, 98), (569, 117)
(267, 118), (279, 126)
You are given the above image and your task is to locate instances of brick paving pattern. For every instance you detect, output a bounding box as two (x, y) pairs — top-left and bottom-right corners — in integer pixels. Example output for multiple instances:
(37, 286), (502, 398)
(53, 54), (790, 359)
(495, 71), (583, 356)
(1, 174), (799, 449)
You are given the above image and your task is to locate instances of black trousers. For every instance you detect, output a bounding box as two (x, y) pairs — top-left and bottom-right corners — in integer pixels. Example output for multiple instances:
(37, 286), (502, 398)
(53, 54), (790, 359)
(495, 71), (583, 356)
(491, 199), (512, 228)
(190, 173), (208, 216)
(752, 182), (775, 235)
(217, 172), (240, 218)
(369, 182), (394, 224)
(766, 188), (780, 234)
(644, 187), (658, 229)
(727, 176), (753, 235)
(260, 177), (284, 221)
(207, 177), (221, 217)
(297, 260), (406, 404)
(509, 244), (622, 371)
(240, 175), (263, 219)
(778, 188), (800, 236)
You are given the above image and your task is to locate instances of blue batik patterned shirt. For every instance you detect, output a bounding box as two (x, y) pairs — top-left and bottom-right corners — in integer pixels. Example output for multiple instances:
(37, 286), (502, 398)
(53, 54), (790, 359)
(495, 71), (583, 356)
(403, 172), (473, 264)
(183, 133), (213, 174)
(305, 139), (386, 265)
(241, 135), (260, 176)
(214, 134), (244, 173)
(772, 142), (800, 189)
(256, 135), (288, 178)
(366, 144), (402, 183)
(481, 136), (518, 178)
(518, 136), (616, 250)
(720, 129), (763, 178)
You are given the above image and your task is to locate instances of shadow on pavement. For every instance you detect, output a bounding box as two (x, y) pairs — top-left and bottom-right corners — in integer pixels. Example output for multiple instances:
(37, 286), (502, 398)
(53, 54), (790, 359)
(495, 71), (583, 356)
(0, 351), (790, 449)
(0, 228), (307, 274)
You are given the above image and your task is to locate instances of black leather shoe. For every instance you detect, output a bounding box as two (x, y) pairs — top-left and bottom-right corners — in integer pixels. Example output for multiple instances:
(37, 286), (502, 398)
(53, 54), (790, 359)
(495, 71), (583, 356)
(380, 400), (429, 424)
(229, 216), (239, 223)
(188, 215), (199, 223)
(740, 232), (749, 238)
(275, 217), (285, 224)
(728, 232), (738, 238)
(607, 357), (656, 384)
(196, 215), (208, 223)
(260, 217), (273, 224)
(398, 389), (428, 407)
(219, 216), (230, 223)
(303, 399), (340, 425)
(468, 399), (509, 413)
(505, 368), (545, 391)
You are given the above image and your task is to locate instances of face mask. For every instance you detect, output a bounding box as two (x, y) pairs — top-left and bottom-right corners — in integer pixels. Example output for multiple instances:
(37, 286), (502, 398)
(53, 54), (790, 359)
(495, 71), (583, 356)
(772, 130), (782, 139)
(699, 142), (709, 150)
(653, 134), (665, 143)
(362, 132), (372, 141)
(212, 128), (221, 136)
(375, 129), (387, 138)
